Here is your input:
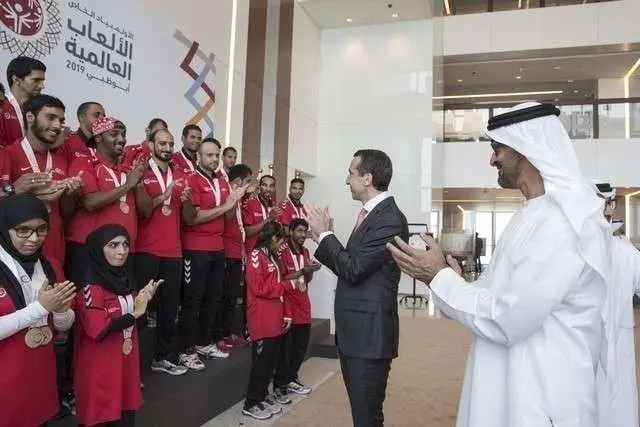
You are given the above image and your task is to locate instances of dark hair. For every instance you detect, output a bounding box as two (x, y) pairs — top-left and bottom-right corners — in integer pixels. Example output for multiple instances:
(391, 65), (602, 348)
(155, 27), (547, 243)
(7, 56), (46, 86)
(182, 124), (201, 138)
(149, 128), (172, 143)
(353, 149), (392, 192)
(260, 175), (275, 186)
(202, 137), (221, 149)
(289, 218), (309, 231)
(147, 118), (168, 130)
(77, 101), (102, 120)
(223, 146), (237, 156)
(255, 221), (284, 251)
(23, 95), (65, 129)
(228, 164), (252, 182)
(0, 83), (4, 95)
(290, 178), (305, 187)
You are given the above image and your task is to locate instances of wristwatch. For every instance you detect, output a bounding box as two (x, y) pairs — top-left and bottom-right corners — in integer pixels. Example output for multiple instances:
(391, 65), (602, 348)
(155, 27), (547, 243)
(2, 183), (15, 196)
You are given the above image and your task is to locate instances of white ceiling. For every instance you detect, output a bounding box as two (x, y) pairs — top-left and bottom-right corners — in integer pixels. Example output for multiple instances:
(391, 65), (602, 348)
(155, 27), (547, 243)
(297, 0), (432, 29)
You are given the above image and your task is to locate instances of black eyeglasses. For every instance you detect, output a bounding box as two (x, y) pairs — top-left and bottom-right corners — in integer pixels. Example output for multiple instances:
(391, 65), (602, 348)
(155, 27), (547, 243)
(13, 225), (49, 239)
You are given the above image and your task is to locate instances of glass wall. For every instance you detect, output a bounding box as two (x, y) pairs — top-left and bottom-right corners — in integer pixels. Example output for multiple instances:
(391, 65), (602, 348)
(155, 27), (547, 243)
(435, 98), (640, 142)
(448, 0), (619, 16)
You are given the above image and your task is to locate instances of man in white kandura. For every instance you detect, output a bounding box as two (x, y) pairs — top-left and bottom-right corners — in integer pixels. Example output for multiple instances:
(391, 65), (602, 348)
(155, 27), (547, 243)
(593, 181), (640, 427)
(388, 102), (613, 427)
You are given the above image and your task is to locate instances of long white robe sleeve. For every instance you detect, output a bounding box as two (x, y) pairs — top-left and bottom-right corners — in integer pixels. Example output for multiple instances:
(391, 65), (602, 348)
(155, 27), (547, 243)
(430, 196), (606, 427)
(0, 301), (49, 341)
(597, 236), (640, 427)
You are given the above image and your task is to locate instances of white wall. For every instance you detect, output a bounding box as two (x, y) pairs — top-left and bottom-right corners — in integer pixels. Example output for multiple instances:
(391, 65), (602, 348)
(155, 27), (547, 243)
(440, 139), (640, 188)
(299, 20), (434, 324)
(0, 0), (249, 149)
(443, 0), (640, 56)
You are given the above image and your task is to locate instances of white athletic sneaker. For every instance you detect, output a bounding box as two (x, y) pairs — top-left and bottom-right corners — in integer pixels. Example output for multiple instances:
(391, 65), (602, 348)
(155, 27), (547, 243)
(242, 402), (272, 420)
(151, 359), (188, 376)
(287, 380), (312, 395)
(263, 395), (283, 415)
(195, 344), (230, 359)
(179, 352), (206, 371)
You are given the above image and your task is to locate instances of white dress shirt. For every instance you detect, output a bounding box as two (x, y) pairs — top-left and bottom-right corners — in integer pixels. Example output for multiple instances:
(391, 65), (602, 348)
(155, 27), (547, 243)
(318, 191), (391, 244)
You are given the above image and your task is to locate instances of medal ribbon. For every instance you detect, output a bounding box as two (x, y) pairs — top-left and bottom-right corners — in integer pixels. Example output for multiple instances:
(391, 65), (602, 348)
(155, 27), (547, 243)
(21, 138), (52, 174)
(7, 91), (25, 136)
(149, 158), (173, 207)
(196, 171), (221, 206)
(180, 151), (195, 172)
(102, 165), (128, 204)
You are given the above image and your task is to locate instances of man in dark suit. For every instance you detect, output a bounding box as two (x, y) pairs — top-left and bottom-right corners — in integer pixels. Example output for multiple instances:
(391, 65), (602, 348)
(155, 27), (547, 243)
(306, 149), (409, 427)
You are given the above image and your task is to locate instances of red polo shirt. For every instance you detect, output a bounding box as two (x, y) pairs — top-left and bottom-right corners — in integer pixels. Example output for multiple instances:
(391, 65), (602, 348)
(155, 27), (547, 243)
(182, 169), (230, 252)
(67, 152), (137, 251)
(278, 198), (307, 227)
(57, 130), (94, 165)
(0, 99), (23, 148)
(278, 242), (312, 325)
(242, 197), (274, 254)
(121, 141), (150, 169)
(0, 140), (68, 273)
(136, 166), (187, 258)
(170, 150), (197, 175)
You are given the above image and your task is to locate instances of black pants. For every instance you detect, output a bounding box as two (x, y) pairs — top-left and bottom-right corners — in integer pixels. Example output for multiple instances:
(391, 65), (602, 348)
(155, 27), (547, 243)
(77, 410), (135, 426)
(135, 253), (182, 361)
(65, 242), (88, 285)
(245, 336), (282, 408)
(214, 258), (243, 339)
(274, 323), (311, 390)
(339, 353), (392, 427)
(179, 250), (225, 351)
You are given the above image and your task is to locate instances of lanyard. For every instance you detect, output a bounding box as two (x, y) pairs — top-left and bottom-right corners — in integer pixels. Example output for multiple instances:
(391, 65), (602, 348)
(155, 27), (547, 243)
(290, 247), (304, 272)
(180, 151), (195, 172)
(196, 170), (221, 206)
(21, 138), (52, 173)
(101, 165), (127, 204)
(148, 159), (173, 206)
(7, 91), (25, 137)
(287, 198), (305, 218)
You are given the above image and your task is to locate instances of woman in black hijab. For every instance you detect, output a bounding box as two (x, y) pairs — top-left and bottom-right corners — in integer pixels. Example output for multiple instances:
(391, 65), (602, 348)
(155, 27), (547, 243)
(0, 194), (76, 427)
(73, 224), (161, 427)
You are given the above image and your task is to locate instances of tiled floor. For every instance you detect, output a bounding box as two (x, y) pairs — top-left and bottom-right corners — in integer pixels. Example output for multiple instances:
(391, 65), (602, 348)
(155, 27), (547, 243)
(201, 357), (339, 427)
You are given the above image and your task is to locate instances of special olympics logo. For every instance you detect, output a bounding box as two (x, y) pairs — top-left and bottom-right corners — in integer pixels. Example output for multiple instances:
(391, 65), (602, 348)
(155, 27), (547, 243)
(0, 0), (62, 58)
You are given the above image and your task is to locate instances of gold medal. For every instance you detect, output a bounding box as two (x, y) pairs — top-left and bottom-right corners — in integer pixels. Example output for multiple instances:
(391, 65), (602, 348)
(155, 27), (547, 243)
(162, 205), (172, 216)
(25, 327), (44, 348)
(120, 201), (130, 214)
(40, 326), (53, 345)
(122, 337), (133, 355)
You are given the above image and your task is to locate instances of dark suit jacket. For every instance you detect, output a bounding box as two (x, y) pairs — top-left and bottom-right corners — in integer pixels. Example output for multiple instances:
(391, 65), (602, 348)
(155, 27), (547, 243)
(315, 196), (409, 360)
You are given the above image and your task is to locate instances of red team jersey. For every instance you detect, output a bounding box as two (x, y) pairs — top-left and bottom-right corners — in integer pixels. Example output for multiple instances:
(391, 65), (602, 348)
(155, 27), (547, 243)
(67, 152), (137, 250)
(182, 170), (230, 252)
(0, 98), (23, 148)
(121, 141), (150, 169)
(0, 140), (68, 274)
(278, 242), (312, 325)
(170, 150), (197, 175)
(242, 197), (274, 255)
(57, 130), (94, 166)
(245, 247), (295, 341)
(0, 282), (59, 427)
(73, 284), (142, 426)
(136, 166), (187, 258)
(278, 198), (307, 227)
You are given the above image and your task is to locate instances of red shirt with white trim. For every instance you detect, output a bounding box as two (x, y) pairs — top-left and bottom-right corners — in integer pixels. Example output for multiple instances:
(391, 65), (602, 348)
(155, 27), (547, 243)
(170, 150), (197, 175)
(57, 130), (94, 165)
(121, 141), (150, 169)
(242, 197), (275, 255)
(67, 152), (137, 251)
(181, 169), (230, 252)
(136, 166), (187, 258)
(278, 241), (312, 324)
(0, 140), (68, 272)
(278, 198), (307, 227)
(0, 98), (23, 148)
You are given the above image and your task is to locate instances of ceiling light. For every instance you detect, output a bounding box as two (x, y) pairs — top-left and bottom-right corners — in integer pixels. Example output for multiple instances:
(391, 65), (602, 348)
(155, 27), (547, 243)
(456, 205), (464, 212)
(515, 75), (522, 80)
(553, 66), (561, 70)
(456, 78), (463, 83)
(392, 12), (399, 18)
(433, 90), (563, 100)
(567, 79), (574, 83)
(346, 18), (353, 23)
(573, 89), (579, 93)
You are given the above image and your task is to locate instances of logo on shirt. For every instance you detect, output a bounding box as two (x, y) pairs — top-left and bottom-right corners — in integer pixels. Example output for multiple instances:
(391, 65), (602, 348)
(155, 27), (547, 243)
(108, 307), (118, 313)
(20, 166), (31, 172)
(143, 178), (158, 185)
(0, 288), (6, 298)
(0, 0), (62, 59)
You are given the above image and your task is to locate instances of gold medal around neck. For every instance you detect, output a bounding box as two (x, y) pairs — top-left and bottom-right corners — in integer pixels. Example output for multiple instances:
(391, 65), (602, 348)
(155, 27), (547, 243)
(120, 202), (130, 214)
(161, 205), (172, 216)
(122, 337), (133, 355)
(25, 326), (52, 348)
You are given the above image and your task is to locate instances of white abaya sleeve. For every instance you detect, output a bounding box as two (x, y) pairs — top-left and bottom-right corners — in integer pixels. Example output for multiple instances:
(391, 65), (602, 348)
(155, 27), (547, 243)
(430, 231), (585, 346)
(0, 301), (49, 341)
(53, 309), (75, 332)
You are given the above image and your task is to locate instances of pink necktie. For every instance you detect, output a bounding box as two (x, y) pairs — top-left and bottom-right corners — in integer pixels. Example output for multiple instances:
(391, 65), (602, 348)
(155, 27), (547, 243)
(354, 208), (368, 231)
